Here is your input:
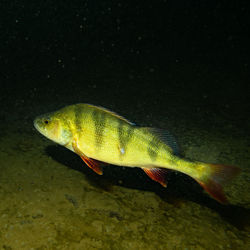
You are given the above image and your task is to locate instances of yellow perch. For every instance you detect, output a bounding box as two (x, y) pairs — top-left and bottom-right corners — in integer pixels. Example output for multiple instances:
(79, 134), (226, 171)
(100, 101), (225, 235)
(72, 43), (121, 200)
(34, 103), (240, 203)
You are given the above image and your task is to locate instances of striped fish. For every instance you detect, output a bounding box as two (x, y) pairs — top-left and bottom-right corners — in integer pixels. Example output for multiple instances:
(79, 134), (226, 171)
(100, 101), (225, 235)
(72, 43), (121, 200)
(34, 103), (240, 203)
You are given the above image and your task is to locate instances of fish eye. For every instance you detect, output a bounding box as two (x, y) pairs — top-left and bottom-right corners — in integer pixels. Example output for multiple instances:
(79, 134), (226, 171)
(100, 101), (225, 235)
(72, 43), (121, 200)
(44, 119), (49, 124)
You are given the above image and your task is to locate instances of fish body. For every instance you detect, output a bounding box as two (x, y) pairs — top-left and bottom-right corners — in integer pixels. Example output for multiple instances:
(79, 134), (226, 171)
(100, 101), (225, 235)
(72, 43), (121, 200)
(34, 103), (240, 203)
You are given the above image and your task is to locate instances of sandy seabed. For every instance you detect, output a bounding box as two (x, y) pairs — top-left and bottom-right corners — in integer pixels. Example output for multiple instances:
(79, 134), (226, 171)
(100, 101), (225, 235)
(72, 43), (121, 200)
(0, 106), (249, 250)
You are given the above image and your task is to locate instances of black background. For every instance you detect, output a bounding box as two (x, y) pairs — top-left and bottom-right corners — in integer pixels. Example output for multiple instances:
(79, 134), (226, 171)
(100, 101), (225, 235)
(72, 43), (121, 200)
(0, 0), (249, 131)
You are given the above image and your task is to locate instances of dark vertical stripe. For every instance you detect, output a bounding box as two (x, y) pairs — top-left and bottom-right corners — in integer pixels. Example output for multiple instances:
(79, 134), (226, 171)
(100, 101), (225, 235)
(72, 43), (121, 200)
(74, 104), (84, 133)
(92, 109), (106, 150)
(117, 120), (135, 159)
(147, 136), (160, 162)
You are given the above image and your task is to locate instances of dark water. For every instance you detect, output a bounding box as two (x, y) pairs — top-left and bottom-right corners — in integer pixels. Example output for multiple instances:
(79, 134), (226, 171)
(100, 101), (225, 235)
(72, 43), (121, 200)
(0, 1), (249, 249)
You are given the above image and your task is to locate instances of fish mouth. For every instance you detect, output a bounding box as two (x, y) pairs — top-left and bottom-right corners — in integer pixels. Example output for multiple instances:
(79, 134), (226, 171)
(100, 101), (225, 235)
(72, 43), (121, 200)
(33, 117), (42, 134)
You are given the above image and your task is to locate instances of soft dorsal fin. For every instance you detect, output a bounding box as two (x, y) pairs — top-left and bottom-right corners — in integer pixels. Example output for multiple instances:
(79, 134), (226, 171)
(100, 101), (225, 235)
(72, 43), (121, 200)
(141, 127), (179, 155)
(86, 104), (136, 125)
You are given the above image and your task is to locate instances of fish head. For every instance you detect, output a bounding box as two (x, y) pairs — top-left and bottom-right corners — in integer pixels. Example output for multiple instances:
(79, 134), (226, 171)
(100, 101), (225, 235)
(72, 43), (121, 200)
(34, 112), (72, 147)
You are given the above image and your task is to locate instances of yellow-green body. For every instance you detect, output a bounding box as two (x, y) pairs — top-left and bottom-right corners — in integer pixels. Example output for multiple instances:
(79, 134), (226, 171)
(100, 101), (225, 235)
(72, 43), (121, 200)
(34, 103), (240, 203)
(35, 104), (200, 177)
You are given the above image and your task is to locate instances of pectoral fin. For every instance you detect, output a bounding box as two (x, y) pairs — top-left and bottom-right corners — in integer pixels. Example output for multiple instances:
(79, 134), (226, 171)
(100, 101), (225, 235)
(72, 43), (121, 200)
(72, 138), (103, 175)
(142, 167), (168, 187)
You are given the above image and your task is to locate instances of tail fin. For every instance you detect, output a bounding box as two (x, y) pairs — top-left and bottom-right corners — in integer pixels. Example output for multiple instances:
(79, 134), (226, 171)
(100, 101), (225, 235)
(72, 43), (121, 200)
(195, 163), (240, 204)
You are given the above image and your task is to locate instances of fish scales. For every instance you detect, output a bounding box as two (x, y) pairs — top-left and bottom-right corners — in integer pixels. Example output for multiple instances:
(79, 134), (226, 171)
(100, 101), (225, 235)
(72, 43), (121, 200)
(68, 104), (128, 163)
(34, 103), (240, 204)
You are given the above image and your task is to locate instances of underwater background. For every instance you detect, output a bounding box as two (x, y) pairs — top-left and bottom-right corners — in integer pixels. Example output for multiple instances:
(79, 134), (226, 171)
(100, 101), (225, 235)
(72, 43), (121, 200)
(0, 1), (249, 249)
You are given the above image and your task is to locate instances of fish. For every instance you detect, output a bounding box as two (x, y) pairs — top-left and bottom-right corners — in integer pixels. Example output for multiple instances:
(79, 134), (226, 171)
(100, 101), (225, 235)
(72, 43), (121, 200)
(34, 103), (240, 203)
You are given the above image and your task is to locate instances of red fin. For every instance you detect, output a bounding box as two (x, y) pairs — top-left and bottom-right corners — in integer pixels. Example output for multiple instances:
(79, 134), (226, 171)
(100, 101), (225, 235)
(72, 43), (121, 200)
(72, 137), (103, 175)
(80, 155), (103, 175)
(142, 167), (168, 187)
(196, 164), (240, 204)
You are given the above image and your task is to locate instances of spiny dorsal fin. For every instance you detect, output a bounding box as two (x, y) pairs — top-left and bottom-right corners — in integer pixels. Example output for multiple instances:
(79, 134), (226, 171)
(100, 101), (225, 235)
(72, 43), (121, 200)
(141, 127), (179, 155)
(86, 104), (136, 125)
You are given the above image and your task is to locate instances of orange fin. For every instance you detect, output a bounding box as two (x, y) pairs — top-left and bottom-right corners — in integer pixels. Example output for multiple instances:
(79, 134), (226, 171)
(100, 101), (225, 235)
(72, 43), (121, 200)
(142, 167), (168, 187)
(196, 164), (240, 204)
(80, 155), (103, 175)
(72, 138), (103, 175)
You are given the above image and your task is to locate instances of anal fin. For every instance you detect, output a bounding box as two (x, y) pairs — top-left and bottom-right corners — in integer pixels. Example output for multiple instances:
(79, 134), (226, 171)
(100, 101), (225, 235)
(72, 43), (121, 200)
(142, 167), (168, 187)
